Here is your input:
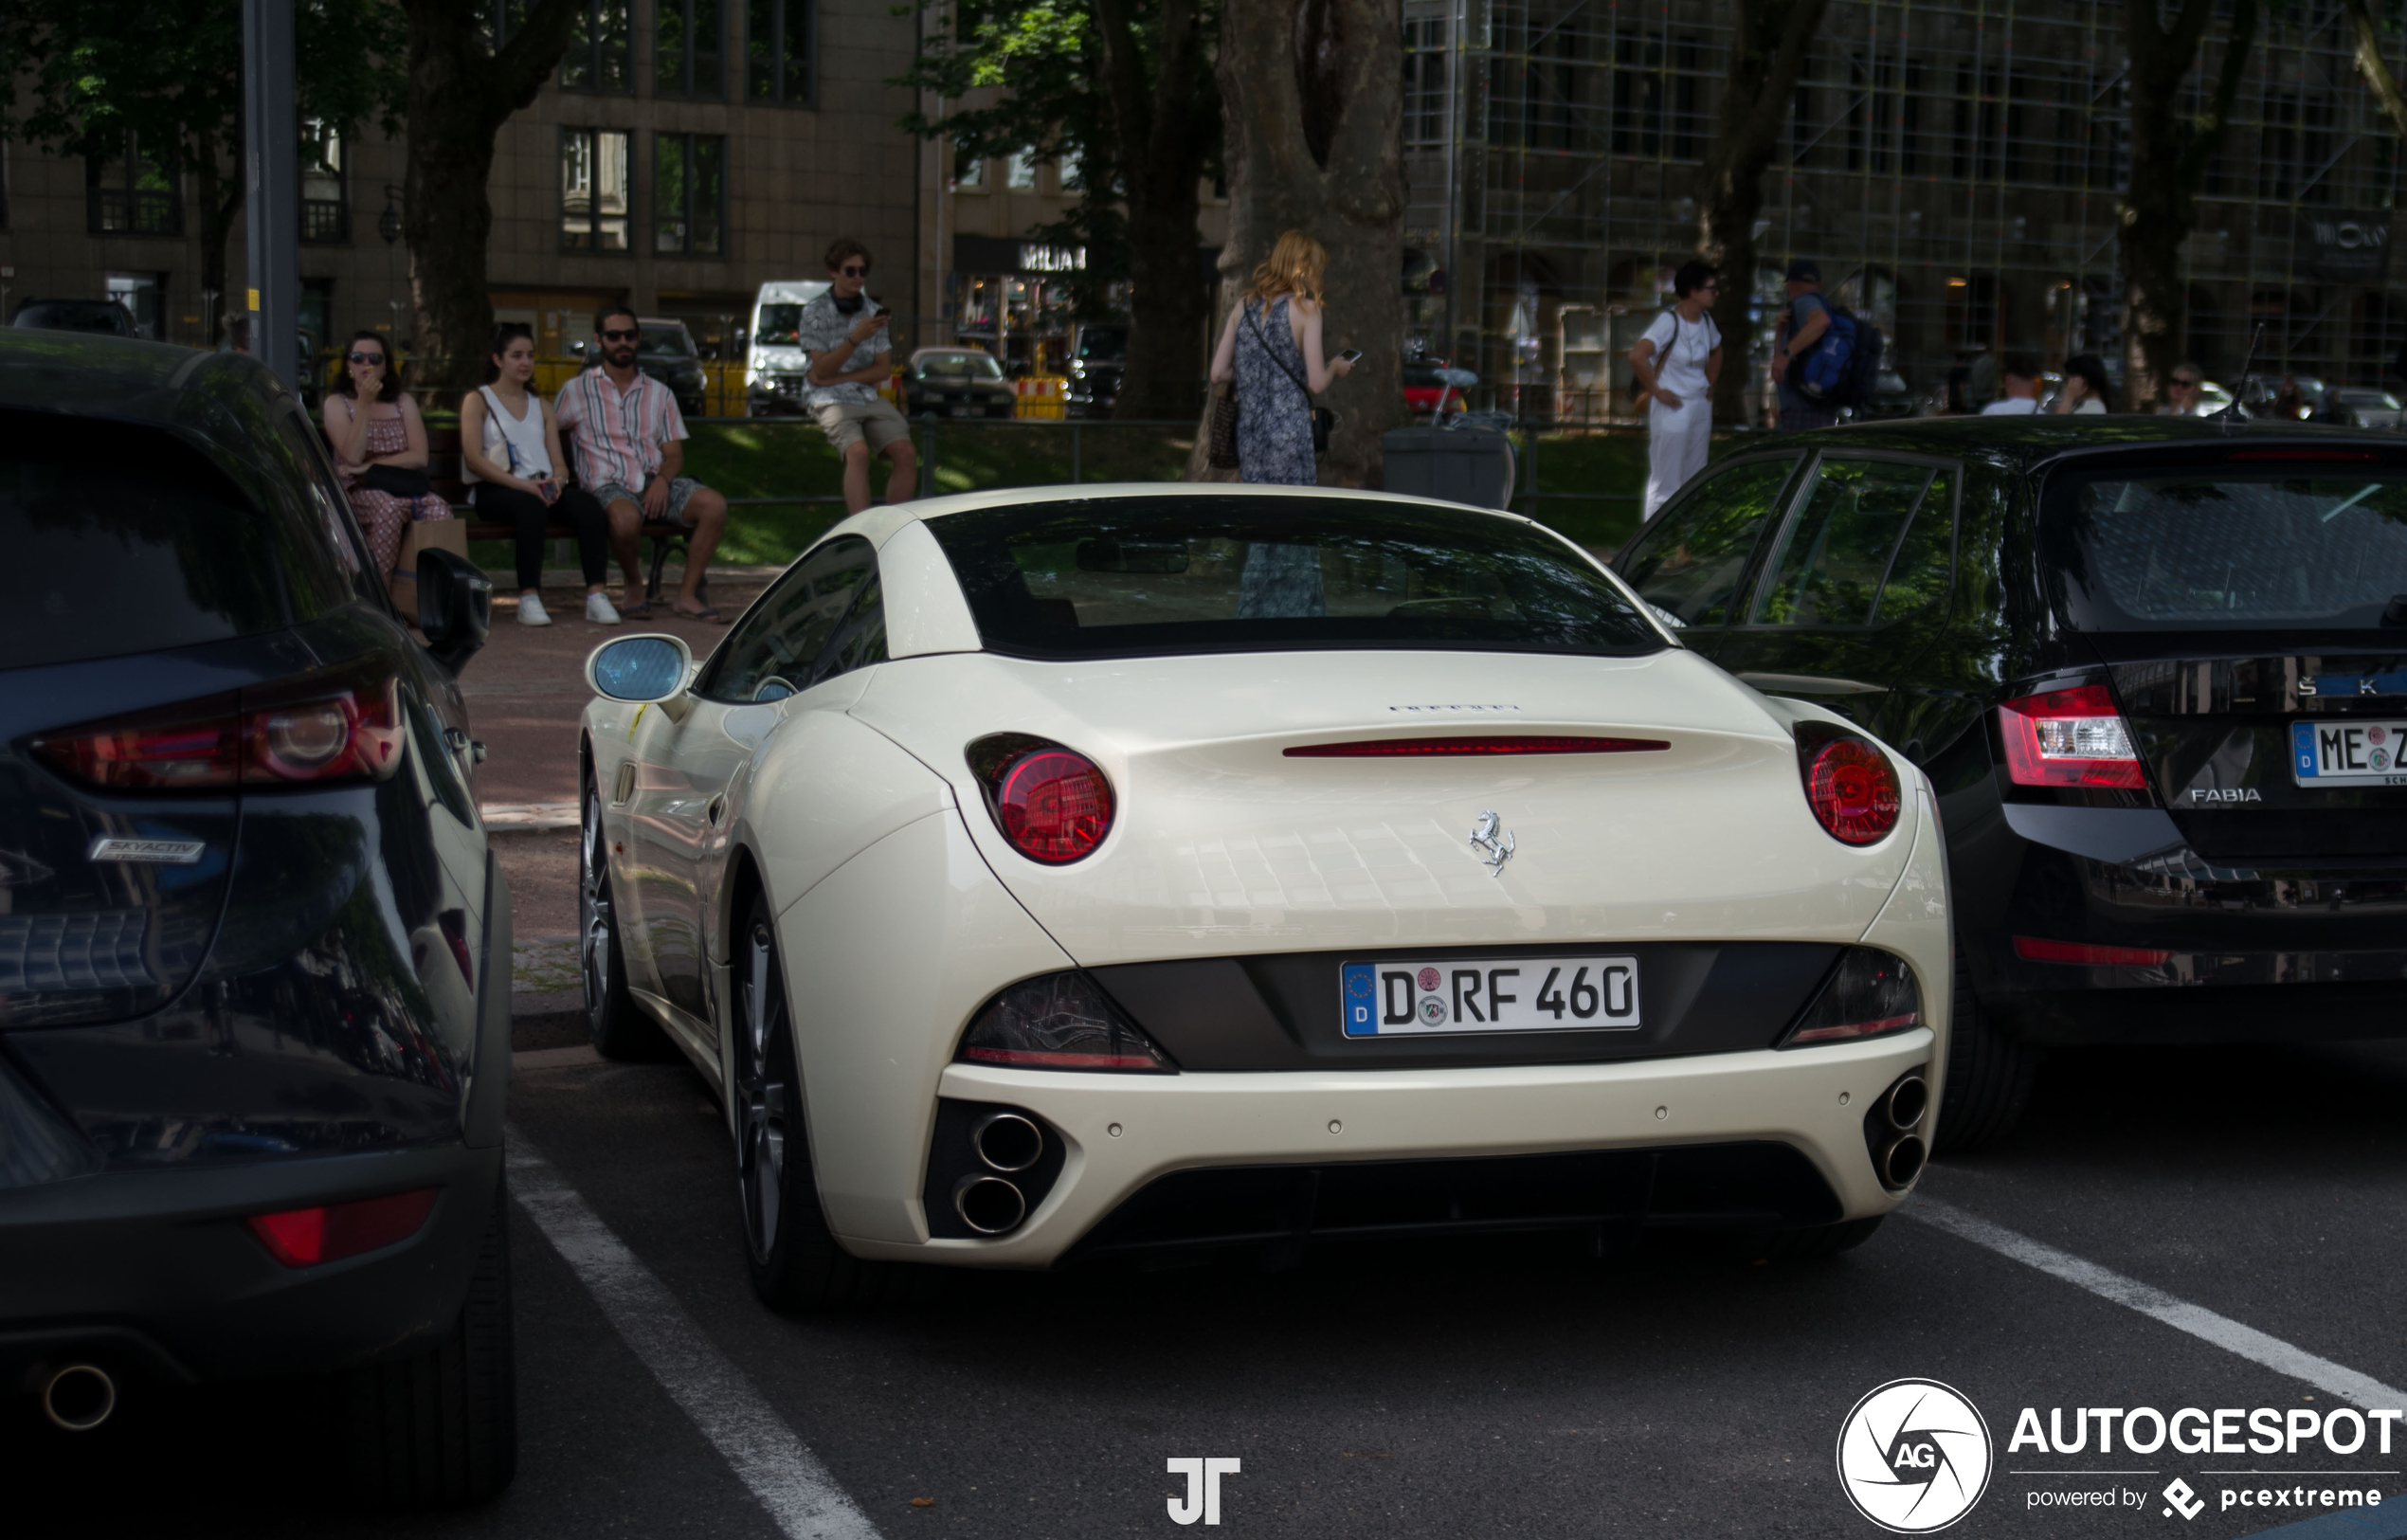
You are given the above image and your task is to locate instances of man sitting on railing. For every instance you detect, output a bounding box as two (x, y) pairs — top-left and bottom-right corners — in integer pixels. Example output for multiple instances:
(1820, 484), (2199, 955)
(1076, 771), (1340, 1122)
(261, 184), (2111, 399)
(796, 238), (917, 515)
(555, 302), (732, 623)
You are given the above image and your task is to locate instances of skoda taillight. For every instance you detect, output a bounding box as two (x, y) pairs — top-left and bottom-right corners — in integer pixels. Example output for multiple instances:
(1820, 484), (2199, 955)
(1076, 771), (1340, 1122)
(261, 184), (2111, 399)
(967, 734), (1115, 864)
(1794, 722), (1902, 845)
(1997, 682), (2145, 789)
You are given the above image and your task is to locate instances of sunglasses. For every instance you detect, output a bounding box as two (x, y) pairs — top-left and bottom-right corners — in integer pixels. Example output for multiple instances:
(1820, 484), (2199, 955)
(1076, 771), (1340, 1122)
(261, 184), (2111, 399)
(600, 328), (641, 342)
(840, 264), (870, 277)
(347, 351), (386, 365)
(2172, 377), (2200, 388)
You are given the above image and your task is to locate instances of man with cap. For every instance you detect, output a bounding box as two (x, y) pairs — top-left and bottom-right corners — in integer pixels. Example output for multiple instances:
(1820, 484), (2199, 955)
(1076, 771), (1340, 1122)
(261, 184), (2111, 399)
(1774, 259), (1836, 430)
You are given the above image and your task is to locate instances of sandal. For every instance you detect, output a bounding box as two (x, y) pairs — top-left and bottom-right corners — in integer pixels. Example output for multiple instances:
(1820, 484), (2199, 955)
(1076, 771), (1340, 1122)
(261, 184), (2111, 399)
(618, 600), (653, 620)
(676, 605), (730, 625)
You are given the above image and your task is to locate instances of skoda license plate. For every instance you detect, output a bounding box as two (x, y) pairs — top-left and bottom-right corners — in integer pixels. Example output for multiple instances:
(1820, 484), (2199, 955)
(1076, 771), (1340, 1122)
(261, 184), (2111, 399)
(2291, 720), (2407, 788)
(1339, 957), (1640, 1037)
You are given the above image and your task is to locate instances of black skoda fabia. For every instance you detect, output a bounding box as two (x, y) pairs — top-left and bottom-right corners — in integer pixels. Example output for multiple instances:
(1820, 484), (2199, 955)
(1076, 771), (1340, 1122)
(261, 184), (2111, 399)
(0, 331), (510, 1498)
(1618, 415), (2407, 1149)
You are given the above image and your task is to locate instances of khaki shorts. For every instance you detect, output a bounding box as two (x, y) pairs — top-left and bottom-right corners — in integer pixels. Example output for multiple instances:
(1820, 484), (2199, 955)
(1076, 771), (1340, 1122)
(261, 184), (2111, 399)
(813, 398), (912, 454)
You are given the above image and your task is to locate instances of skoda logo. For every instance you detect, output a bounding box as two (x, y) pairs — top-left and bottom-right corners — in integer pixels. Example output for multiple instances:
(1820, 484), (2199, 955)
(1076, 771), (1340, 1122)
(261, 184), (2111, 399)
(1836, 1379), (1993, 1533)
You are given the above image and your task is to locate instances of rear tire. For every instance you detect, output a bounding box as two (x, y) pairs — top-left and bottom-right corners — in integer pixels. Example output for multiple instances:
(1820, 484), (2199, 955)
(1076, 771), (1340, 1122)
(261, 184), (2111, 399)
(334, 1174), (516, 1505)
(582, 769), (666, 1060)
(1933, 945), (2036, 1153)
(733, 897), (939, 1310)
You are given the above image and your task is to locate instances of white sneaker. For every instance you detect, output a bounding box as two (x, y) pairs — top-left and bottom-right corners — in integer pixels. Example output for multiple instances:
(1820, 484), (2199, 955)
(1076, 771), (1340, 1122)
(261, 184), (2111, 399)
(585, 591), (624, 625)
(517, 592), (552, 626)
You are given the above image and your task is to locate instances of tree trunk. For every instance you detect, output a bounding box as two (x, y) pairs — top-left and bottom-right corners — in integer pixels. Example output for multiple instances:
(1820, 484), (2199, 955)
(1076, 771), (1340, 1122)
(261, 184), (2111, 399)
(1694, 0), (1832, 426)
(2120, 0), (2254, 409)
(1186, 0), (1403, 486)
(398, 0), (583, 393)
(1095, 0), (1214, 420)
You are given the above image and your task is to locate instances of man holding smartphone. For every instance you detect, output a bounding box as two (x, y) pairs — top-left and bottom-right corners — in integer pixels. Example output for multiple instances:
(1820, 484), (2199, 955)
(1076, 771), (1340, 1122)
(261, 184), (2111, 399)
(797, 239), (919, 514)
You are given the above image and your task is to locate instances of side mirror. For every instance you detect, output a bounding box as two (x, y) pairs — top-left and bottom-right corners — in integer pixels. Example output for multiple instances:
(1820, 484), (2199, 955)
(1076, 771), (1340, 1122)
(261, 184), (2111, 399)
(417, 548), (492, 675)
(587, 634), (696, 708)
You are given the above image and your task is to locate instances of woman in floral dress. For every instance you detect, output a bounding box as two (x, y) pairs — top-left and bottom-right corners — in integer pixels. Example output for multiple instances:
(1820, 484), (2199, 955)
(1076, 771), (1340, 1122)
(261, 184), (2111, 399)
(1207, 230), (1354, 614)
(322, 330), (441, 586)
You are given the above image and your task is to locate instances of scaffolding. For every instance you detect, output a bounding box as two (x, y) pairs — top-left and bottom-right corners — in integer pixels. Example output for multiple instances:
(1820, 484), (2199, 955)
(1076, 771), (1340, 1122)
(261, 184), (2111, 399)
(1405, 0), (2407, 422)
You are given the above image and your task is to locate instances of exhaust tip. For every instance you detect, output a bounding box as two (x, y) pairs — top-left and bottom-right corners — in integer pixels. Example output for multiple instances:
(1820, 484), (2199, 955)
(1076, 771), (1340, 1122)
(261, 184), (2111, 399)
(969, 1112), (1044, 1173)
(952, 1174), (1027, 1235)
(1883, 1135), (1927, 1187)
(1886, 1076), (1928, 1132)
(40, 1364), (116, 1433)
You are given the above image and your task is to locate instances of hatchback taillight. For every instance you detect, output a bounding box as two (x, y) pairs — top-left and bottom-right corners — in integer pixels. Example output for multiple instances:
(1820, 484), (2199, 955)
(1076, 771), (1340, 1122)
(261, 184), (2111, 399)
(30, 666), (407, 791)
(1794, 723), (1902, 845)
(967, 734), (1115, 864)
(1997, 683), (2145, 789)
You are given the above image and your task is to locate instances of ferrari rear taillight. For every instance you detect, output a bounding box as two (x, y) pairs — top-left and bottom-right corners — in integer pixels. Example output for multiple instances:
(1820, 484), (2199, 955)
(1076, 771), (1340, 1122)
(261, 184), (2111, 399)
(30, 667), (406, 791)
(1794, 723), (1902, 845)
(957, 971), (1175, 1073)
(967, 734), (1115, 864)
(1997, 683), (2145, 789)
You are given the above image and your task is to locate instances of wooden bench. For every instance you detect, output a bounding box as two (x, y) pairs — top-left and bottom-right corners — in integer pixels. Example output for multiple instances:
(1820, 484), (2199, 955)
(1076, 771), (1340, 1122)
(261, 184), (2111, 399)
(428, 425), (705, 607)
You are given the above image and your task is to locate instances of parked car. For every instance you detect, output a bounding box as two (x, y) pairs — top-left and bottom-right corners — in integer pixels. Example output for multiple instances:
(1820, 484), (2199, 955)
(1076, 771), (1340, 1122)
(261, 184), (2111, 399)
(0, 330), (512, 1498)
(639, 317), (710, 419)
(901, 347), (1015, 419)
(1064, 324), (1125, 418)
(745, 280), (831, 416)
(2321, 386), (2403, 428)
(10, 299), (137, 335)
(1843, 370), (1915, 422)
(1616, 415), (2407, 1150)
(578, 485), (1951, 1304)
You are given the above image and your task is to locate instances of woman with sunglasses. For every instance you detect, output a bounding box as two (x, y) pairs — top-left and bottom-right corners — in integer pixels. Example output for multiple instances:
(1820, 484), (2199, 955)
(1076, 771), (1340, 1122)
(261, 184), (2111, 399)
(461, 323), (619, 625)
(323, 330), (440, 596)
(1629, 260), (1724, 521)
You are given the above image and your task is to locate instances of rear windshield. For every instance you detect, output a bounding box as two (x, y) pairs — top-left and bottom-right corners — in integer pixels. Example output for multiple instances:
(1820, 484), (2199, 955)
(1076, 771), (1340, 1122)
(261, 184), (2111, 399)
(0, 409), (334, 669)
(754, 303), (802, 347)
(918, 352), (1002, 379)
(2044, 464), (2407, 630)
(927, 495), (1665, 660)
(641, 324), (695, 356)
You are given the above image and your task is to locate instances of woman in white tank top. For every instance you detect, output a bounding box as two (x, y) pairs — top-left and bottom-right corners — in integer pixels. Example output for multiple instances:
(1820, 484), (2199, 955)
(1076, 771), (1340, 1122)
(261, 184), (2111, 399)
(461, 325), (620, 625)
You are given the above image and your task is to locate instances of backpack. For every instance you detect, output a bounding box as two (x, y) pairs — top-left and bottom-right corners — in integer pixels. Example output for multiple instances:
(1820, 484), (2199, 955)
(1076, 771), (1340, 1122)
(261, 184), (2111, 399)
(1840, 317), (1886, 408)
(1791, 299), (1857, 404)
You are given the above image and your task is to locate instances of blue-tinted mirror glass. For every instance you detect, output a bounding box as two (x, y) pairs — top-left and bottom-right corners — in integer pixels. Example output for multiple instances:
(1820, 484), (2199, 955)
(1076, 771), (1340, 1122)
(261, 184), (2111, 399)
(592, 637), (686, 700)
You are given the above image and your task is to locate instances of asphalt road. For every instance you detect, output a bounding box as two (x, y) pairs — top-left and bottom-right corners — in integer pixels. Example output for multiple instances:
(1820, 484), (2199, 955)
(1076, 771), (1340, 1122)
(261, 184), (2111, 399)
(15, 1029), (2407, 1539)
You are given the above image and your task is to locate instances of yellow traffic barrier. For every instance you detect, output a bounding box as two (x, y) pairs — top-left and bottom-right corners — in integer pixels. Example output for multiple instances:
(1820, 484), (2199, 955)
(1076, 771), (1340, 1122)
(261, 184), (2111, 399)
(1014, 374), (1068, 420)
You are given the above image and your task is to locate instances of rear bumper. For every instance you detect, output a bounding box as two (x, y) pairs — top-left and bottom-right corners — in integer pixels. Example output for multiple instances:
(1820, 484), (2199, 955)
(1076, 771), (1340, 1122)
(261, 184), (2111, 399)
(0, 1140), (498, 1386)
(842, 1031), (1935, 1269)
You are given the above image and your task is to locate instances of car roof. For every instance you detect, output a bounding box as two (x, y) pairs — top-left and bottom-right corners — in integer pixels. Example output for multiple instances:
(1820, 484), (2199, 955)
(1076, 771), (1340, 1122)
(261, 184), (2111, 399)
(0, 328), (281, 432)
(1728, 413), (2407, 470)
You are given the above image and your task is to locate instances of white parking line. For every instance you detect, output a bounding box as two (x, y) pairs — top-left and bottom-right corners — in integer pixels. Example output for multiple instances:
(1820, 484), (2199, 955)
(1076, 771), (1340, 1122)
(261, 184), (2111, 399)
(1906, 1196), (2407, 1409)
(507, 1133), (886, 1540)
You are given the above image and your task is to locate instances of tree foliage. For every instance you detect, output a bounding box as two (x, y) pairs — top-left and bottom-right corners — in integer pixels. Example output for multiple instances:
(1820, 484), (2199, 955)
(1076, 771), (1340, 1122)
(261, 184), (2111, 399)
(0, 0), (406, 324)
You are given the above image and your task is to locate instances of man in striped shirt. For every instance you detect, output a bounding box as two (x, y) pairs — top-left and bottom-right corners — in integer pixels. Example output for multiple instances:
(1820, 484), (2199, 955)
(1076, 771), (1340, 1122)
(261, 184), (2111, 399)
(555, 302), (732, 621)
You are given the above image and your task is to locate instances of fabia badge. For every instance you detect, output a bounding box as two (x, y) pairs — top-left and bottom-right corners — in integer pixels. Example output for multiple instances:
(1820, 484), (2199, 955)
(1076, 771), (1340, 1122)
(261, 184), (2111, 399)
(1836, 1378), (1993, 1533)
(1467, 810), (1514, 876)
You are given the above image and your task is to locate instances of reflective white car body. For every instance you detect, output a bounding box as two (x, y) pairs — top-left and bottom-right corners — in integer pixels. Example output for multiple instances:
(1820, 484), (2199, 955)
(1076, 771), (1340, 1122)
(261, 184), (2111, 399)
(579, 484), (1949, 1274)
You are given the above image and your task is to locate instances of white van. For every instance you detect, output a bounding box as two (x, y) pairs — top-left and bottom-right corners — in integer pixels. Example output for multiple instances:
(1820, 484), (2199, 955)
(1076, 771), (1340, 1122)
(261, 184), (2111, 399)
(746, 280), (831, 416)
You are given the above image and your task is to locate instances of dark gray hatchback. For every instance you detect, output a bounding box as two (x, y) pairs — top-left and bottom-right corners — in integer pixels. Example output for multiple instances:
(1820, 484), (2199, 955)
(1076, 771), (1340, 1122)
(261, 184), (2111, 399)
(0, 330), (511, 1500)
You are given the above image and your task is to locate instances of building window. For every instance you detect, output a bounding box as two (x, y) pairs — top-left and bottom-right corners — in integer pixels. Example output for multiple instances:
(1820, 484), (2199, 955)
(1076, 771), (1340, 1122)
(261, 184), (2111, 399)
(654, 133), (724, 255)
(747, 0), (813, 105)
(1403, 16), (1448, 151)
(953, 149), (986, 190)
(481, 0), (528, 48)
(561, 128), (631, 251)
(105, 272), (165, 339)
(562, 0), (632, 93)
(1059, 149), (1082, 190)
(300, 118), (348, 244)
(86, 134), (181, 236)
(1005, 150), (1038, 190)
(657, 0), (723, 98)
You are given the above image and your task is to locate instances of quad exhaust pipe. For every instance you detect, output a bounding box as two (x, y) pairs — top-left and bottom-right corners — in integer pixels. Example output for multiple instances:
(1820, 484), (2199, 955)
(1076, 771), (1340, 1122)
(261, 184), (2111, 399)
(952, 1173), (1027, 1235)
(39, 1363), (116, 1432)
(1864, 1072), (1930, 1192)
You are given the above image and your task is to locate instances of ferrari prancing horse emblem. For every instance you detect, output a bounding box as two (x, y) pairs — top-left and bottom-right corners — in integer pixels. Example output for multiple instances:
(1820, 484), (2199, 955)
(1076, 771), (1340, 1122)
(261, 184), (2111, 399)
(1468, 810), (1515, 876)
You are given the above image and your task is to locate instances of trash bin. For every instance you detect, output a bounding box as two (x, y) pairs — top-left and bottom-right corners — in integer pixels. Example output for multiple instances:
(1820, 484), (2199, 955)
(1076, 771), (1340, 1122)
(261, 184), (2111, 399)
(1381, 426), (1515, 511)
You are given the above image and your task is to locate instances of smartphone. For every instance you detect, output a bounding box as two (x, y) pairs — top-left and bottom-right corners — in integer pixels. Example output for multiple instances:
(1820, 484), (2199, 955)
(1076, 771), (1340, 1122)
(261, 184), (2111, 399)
(1336, 347), (1364, 364)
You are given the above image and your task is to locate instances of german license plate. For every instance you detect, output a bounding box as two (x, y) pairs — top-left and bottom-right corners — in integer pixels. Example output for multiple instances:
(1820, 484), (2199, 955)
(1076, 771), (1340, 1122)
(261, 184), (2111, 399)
(2291, 720), (2407, 787)
(1339, 957), (1640, 1037)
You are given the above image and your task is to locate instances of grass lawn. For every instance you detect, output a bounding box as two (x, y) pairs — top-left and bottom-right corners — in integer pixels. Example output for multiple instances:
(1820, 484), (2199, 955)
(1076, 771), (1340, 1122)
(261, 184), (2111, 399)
(468, 417), (1710, 573)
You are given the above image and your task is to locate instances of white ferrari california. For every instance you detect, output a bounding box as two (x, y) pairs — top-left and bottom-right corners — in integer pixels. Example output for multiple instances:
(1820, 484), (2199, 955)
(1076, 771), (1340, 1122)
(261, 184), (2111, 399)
(576, 484), (1948, 1307)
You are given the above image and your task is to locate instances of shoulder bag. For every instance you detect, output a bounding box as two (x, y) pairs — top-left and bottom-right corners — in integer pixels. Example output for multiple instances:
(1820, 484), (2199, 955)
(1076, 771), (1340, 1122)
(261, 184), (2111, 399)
(1245, 301), (1338, 454)
(1207, 381), (1240, 468)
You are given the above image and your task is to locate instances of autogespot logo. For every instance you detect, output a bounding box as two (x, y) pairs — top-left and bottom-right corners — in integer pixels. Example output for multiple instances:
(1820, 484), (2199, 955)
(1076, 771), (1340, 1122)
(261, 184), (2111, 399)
(1837, 1379), (1996, 1533)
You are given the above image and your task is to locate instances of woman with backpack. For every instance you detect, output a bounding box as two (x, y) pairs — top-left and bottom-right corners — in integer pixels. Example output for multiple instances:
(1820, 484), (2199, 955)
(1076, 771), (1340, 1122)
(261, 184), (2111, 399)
(1629, 261), (1724, 521)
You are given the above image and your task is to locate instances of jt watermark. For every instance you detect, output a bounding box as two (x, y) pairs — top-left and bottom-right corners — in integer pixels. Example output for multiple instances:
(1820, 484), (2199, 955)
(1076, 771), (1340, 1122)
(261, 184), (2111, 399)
(1167, 1458), (1241, 1526)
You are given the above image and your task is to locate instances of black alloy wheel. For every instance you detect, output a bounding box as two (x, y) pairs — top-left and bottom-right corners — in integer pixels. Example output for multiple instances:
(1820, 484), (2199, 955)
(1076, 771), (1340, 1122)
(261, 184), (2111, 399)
(733, 895), (937, 1310)
(1931, 942), (2037, 1153)
(582, 769), (663, 1060)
